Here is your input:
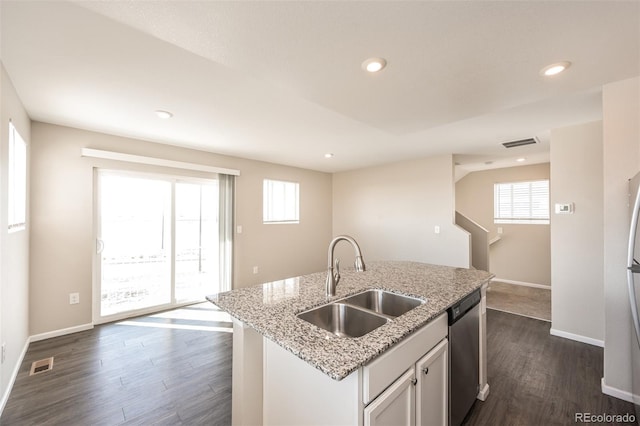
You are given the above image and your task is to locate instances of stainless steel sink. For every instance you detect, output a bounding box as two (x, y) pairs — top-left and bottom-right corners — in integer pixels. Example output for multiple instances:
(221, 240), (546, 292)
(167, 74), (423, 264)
(297, 303), (389, 338)
(341, 289), (423, 318)
(296, 290), (424, 338)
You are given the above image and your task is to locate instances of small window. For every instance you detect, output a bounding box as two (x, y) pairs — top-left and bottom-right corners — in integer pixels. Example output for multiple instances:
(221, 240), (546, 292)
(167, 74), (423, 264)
(263, 179), (299, 224)
(8, 121), (27, 232)
(494, 180), (549, 225)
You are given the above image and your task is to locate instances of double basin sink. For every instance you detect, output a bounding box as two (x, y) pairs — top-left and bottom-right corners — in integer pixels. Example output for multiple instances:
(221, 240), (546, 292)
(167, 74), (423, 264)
(297, 289), (424, 338)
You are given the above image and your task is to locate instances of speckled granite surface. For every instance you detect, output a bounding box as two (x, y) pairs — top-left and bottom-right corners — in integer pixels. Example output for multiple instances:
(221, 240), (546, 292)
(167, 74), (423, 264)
(206, 261), (492, 381)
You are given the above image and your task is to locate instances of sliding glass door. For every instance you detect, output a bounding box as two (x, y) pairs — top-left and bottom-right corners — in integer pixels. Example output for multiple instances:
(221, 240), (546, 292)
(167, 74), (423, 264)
(98, 174), (172, 317)
(175, 182), (219, 303)
(96, 171), (223, 322)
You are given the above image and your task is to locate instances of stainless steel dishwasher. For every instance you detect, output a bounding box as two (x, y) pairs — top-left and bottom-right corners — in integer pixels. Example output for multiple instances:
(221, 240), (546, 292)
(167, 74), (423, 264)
(448, 289), (481, 426)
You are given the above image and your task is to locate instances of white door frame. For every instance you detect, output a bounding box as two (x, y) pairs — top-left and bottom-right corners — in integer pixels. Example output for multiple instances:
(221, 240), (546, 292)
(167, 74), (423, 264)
(92, 168), (218, 325)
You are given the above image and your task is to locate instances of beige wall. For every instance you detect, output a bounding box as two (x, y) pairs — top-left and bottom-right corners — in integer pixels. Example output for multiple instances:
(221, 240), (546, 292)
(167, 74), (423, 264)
(332, 155), (470, 268)
(29, 122), (332, 335)
(456, 163), (551, 285)
(455, 211), (489, 272)
(550, 121), (604, 343)
(602, 76), (640, 398)
(0, 64), (30, 408)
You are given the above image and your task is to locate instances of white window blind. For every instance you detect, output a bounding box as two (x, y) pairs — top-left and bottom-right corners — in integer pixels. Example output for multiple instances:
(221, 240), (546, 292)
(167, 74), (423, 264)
(263, 179), (299, 224)
(494, 180), (549, 224)
(8, 121), (27, 231)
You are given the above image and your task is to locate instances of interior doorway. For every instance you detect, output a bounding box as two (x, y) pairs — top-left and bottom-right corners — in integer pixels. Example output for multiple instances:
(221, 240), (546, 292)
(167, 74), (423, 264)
(455, 162), (552, 321)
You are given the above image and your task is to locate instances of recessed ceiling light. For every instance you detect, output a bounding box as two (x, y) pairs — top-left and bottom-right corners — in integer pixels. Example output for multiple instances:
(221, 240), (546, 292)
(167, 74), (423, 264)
(362, 57), (387, 73)
(516, 157), (526, 162)
(540, 61), (571, 77)
(324, 153), (334, 159)
(155, 110), (173, 119)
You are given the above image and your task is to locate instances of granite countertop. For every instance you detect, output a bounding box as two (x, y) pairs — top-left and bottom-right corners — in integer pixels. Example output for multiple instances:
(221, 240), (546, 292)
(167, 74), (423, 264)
(206, 260), (493, 381)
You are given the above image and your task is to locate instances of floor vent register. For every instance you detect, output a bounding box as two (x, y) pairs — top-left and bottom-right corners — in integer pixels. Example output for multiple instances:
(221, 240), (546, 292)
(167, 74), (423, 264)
(29, 357), (54, 376)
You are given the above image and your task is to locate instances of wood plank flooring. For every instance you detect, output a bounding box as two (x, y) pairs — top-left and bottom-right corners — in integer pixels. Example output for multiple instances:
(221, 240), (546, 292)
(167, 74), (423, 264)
(465, 309), (636, 426)
(1, 303), (232, 425)
(2, 304), (636, 425)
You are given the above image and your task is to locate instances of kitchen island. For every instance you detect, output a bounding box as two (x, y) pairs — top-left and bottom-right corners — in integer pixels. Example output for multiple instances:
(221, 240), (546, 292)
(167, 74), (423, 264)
(207, 260), (493, 425)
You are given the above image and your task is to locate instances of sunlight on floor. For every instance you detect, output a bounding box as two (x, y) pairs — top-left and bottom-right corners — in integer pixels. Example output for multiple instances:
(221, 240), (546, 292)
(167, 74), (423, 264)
(116, 320), (233, 333)
(151, 307), (232, 323)
(115, 304), (233, 333)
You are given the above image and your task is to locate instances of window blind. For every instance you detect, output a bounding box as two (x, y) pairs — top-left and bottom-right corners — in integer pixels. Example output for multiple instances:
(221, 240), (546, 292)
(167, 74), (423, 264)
(494, 180), (549, 224)
(263, 179), (299, 224)
(8, 121), (27, 231)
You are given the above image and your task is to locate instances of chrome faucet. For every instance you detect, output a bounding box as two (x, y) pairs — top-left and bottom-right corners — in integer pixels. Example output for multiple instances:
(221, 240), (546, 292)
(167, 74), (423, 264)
(325, 235), (366, 297)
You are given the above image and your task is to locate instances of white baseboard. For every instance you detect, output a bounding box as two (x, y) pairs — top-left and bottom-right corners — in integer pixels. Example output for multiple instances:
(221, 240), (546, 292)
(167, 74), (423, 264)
(550, 328), (604, 347)
(477, 383), (490, 401)
(1, 322), (96, 416)
(601, 377), (637, 403)
(30, 323), (94, 343)
(0, 339), (29, 415)
(492, 278), (551, 290)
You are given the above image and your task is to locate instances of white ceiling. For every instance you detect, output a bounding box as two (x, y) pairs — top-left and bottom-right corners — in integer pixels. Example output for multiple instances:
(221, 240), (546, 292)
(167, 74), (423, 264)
(1, 1), (638, 173)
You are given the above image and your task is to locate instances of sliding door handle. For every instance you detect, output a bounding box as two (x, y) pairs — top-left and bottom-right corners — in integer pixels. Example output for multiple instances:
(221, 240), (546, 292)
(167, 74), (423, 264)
(96, 239), (105, 254)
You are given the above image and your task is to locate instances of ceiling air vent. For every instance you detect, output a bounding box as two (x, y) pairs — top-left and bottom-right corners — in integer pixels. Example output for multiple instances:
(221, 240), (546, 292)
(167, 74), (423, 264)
(502, 138), (538, 148)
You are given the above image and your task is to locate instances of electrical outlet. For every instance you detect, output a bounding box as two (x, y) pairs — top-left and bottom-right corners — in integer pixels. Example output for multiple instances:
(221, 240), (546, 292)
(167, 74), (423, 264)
(2, 343), (6, 364)
(252, 266), (259, 274)
(69, 292), (80, 305)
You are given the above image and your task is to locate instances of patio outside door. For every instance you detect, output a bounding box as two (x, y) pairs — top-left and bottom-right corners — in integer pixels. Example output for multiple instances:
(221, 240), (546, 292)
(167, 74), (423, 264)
(96, 171), (220, 322)
(98, 173), (172, 318)
(175, 181), (219, 303)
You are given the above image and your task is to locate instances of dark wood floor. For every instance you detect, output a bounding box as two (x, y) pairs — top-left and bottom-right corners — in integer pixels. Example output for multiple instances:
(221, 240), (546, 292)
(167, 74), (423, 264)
(2, 305), (636, 425)
(465, 309), (636, 426)
(1, 303), (232, 425)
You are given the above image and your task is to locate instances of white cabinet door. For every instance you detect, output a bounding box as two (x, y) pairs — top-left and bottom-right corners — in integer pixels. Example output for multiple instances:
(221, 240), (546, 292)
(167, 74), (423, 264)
(415, 338), (448, 426)
(364, 368), (416, 426)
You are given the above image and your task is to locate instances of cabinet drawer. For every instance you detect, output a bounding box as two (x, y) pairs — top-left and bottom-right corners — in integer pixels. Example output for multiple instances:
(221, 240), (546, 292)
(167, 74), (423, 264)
(362, 313), (447, 405)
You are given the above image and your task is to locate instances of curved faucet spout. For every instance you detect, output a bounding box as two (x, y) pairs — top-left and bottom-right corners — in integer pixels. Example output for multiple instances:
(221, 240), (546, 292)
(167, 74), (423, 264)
(326, 235), (366, 297)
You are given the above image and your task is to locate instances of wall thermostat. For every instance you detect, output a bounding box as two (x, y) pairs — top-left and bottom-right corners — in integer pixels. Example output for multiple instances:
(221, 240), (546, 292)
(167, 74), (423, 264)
(555, 203), (574, 214)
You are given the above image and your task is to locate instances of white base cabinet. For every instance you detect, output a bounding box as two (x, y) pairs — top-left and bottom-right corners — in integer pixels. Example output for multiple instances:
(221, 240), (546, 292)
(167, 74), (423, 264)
(364, 338), (448, 426)
(364, 368), (416, 426)
(416, 338), (448, 426)
(263, 313), (448, 426)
